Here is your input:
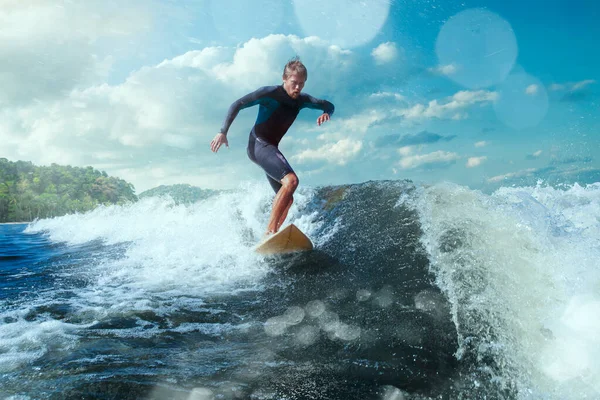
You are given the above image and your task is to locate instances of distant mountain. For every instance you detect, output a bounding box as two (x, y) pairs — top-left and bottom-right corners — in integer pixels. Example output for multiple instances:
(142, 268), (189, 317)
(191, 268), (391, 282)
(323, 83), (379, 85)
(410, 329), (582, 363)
(138, 184), (218, 204)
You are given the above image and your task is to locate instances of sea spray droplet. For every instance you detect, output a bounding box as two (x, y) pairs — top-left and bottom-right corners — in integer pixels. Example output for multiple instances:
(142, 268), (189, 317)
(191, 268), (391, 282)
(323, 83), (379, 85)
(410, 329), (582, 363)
(435, 8), (518, 89)
(357, 289), (371, 302)
(374, 286), (394, 308)
(264, 316), (288, 337)
(210, 0), (284, 43)
(292, 0), (390, 48)
(250, 389), (278, 400)
(295, 325), (320, 347)
(493, 72), (549, 129)
(283, 306), (305, 325)
(381, 385), (406, 400)
(188, 387), (214, 400)
(330, 288), (349, 301)
(414, 289), (449, 320)
(318, 311), (340, 333)
(334, 323), (361, 341)
(414, 290), (441, 310)
(305, 300), (325, 318)
(218, 382), (245, 399)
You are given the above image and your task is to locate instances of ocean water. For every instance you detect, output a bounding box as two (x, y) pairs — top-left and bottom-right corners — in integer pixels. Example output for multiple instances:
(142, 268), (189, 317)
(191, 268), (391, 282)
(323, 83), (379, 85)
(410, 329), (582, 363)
(1, 180), (599, 399)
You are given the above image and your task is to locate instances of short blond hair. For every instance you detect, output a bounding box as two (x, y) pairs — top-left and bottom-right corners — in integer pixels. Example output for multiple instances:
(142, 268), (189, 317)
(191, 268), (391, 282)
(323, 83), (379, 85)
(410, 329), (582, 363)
(283, 56), (307, 81)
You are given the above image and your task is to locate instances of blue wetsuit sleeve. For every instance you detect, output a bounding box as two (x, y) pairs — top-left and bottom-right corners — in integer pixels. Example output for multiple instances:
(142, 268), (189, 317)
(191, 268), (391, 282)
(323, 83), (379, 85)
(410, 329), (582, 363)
(300, 94), (335, 116)
(219, 86), (273, 135)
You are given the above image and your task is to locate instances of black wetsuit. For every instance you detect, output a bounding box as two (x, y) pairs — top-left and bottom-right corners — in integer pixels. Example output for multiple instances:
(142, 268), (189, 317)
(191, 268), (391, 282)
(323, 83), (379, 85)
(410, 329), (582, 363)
(220, 85), (334, 192)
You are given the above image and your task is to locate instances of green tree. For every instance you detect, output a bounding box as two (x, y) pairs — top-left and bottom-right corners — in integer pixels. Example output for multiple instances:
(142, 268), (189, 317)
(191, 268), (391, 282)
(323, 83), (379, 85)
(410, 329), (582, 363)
(0, 159), (138, 222)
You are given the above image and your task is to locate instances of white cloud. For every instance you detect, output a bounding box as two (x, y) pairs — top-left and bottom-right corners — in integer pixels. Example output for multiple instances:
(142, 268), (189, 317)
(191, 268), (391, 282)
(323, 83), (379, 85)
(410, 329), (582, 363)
(488, 168), (537, 183)
(163, 34), (353, 92)
(429, 63), (458, 75)
(327, 89), (497, 134)
(292, 139), (363, 166)
(452, 90), (497, 103)
(0, 1), (151, 106)
(475, 141), (488, 147)
(398, 151), (460, 169)
(395, 90), (497, 121)
(452, 113), (468, 120)
(323, 89), (496, 136)
(162, 134), (196, 149)
(549, 79), (596, 92)
(336, 109), (388, 134)
(0, 34), (356, 191)
(370, 92), (406, 101)
(371, 42), (399, 65)
(398, 146), (413, 156)
(526, 84), (539, 95)
(0, 1), (149, 42)
(466, 156), (487, 168)
(571, 79), (596, 91)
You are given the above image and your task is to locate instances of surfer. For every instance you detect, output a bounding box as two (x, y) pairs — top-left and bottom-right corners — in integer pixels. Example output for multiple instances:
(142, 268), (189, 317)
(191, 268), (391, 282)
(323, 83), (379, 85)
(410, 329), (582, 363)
(210, 57), (334, 235)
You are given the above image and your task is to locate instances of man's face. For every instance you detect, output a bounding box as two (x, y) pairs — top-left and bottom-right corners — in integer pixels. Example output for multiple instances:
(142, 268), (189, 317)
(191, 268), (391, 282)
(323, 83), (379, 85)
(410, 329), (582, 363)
(283, 72), (305, 99)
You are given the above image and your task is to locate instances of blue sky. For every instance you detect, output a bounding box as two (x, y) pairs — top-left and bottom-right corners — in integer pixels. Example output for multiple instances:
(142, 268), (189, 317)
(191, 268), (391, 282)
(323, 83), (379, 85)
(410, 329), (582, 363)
(0, 0), (598, 192)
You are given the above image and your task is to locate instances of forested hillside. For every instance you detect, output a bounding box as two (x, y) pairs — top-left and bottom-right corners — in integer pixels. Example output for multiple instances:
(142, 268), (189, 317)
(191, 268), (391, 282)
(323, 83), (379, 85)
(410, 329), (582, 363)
(0, 158), (136, 222)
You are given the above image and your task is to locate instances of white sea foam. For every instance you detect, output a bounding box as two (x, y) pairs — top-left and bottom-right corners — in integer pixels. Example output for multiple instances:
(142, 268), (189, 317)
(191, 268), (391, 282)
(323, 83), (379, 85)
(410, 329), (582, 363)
(0, 313), (82, 372)
(3, 182), (329, 371)
(25, 182), (323, 298)
(411, 182), (600, 399)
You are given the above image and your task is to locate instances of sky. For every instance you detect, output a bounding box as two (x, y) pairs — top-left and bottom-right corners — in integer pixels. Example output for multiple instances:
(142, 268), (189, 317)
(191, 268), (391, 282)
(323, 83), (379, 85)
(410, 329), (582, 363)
(0, 0), (598, 193)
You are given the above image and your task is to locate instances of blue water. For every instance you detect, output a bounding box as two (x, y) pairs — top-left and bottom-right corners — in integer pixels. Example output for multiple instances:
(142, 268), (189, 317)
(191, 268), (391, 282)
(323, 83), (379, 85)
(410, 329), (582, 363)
(1, 224), (58, 300)
(1, 181), (600, 399)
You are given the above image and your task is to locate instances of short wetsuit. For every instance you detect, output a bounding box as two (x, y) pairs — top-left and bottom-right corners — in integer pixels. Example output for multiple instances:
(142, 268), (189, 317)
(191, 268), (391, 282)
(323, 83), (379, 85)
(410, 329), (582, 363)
(220, 85), (334, 193)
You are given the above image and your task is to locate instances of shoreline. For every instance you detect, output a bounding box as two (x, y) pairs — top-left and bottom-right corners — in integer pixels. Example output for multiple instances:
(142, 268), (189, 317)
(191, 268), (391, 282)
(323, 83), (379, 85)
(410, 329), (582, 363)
(0, 222), (31, 225)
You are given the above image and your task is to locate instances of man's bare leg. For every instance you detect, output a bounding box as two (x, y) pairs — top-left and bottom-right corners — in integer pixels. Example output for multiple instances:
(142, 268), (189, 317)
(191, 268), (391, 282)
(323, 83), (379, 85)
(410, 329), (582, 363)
(266, 173), (298, 234)
(276, 200), (293, 232)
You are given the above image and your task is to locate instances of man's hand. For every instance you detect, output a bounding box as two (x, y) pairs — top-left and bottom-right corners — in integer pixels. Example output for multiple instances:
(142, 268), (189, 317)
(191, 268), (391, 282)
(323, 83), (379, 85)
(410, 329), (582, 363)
(317, 113), (330, 126)
(210, 133), (229, 153)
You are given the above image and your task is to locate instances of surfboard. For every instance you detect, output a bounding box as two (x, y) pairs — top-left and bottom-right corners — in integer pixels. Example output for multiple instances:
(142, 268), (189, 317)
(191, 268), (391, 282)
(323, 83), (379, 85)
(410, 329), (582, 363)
(254, 223), (313, 254)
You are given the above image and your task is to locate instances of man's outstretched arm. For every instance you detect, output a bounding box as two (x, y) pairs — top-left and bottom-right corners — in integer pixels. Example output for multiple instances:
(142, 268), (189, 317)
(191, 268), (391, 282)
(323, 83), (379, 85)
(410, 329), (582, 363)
(300, 94), (334, 126)
(211, 86), (273, 153)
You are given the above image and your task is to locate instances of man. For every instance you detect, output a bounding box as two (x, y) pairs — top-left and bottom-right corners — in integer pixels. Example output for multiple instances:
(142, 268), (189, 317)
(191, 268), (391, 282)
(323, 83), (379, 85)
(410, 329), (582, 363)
(210, 57), (334, 236)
